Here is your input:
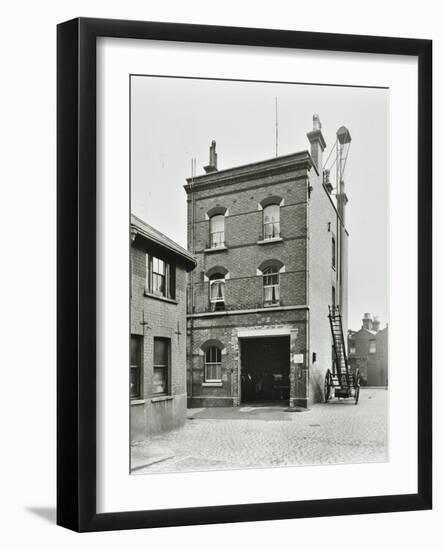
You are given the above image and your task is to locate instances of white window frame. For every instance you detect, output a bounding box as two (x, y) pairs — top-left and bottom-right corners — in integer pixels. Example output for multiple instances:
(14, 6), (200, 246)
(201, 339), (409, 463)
(147, 254), (171, 298)
(209, 214), (225, 249)
(263, 204), (281, 240)
(263, 266), (280, 306)
(153, 337), (170, 396)
(209, 278), (225, 304)
(130, 335), (143, 400)
(204, 346), (222, 382)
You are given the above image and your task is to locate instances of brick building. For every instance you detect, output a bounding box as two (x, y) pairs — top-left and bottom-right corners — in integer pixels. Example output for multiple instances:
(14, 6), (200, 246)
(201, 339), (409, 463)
(348, 313), (388, 387)
(130, 215), (196, 441)
(185, 116), (349, 408)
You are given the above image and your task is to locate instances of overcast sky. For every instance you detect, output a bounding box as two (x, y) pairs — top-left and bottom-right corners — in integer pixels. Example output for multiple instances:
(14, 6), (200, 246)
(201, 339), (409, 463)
(131, 76), (388, 331)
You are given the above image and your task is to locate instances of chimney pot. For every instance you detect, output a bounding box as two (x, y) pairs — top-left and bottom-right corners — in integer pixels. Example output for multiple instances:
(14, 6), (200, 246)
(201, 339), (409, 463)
(372, 315), (381, 332)
(362, 313), (373, 331)
(204, 140), (218, 173)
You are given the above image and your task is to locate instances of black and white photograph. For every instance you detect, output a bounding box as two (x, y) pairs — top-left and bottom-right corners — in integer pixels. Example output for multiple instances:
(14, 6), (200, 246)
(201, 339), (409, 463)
(0, 0), (436, 544)
(129, 75), (389, 474)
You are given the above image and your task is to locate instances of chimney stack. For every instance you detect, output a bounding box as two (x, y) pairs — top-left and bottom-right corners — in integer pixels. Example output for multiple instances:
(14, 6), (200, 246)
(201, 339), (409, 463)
(307, 114), (326, 174)
(362, 313), (373, 331)
(372, 315), (380, 332)
(204, 140), (218, 174)
(336, 126), (351, 223)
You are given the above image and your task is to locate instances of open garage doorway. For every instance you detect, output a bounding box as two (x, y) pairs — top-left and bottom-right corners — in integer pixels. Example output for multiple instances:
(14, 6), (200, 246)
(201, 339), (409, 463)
(240, 336), (290, 405)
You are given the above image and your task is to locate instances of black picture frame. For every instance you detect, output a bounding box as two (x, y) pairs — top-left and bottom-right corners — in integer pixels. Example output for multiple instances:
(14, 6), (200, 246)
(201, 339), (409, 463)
(57, 17), (432, 532)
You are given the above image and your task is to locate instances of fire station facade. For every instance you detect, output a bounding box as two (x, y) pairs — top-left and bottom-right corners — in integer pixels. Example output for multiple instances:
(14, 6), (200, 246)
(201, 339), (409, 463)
(185, 118), (349, 408)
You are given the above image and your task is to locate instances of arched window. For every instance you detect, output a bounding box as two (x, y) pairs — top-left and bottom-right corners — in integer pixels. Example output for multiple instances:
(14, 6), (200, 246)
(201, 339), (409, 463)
(263, 266), (280, 305)
(209, 214), (225, 248)
(205, 346), (222, 382)
(209, 272), (225, 311)
(263, 204), (280, 240)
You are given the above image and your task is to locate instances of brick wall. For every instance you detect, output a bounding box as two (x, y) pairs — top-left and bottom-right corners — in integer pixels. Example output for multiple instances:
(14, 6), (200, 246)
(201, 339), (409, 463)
(186, 149), (347, 407)
(191, 270), (306, 313)
(191, 174), (307, 251)
(188, 308), (308, 407)
(130, 238), (189, 440)
(188, 169), (308, 314)
(307, 166), (347, 402)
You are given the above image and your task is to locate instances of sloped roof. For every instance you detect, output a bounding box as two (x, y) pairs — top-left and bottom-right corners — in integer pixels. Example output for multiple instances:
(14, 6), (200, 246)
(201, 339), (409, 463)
(131, 214), (196, 270)
(349, 327), (377, 338)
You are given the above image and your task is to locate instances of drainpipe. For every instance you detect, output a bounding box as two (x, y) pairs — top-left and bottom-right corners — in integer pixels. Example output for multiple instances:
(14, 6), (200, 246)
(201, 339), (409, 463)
(188, 160), (197, 405)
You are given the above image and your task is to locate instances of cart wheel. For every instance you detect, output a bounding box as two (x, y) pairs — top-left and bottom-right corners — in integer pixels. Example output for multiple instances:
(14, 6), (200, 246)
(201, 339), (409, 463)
(354, 368), (361, 405)
(324, 369), (332, 403)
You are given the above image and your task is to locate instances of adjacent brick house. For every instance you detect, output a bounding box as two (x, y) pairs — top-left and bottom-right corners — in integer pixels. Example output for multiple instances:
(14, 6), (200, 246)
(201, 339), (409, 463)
(348, 313), (388, 386)
(130, 215), (196, 441)
(186, 116), (349, 408)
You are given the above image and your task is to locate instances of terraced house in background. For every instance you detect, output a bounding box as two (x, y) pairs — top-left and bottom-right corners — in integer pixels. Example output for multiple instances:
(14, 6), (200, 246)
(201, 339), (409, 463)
(348, 313), (389, 387)
(185, 116), (351, 409)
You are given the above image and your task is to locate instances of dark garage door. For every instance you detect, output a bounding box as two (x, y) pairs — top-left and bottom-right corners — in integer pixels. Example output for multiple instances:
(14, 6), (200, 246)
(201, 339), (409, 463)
(240, 336), (290, 404)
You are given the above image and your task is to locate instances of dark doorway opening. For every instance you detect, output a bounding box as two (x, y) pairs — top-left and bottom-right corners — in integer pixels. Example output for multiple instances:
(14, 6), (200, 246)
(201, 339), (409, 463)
(240, 336), (290, 404)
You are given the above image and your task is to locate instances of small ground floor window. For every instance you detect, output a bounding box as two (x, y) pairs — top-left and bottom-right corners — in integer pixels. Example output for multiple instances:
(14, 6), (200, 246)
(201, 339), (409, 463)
(205, 346), (222, 381)
(130, 335), (143, 399)
(153, 337), (170, 395)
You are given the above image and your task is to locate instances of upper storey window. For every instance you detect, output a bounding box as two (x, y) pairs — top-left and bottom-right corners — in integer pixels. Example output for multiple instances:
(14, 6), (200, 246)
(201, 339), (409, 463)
(263, 266), (280, 306)
(210, 214), (225, 249)
(209, 272), (226, 311)
(146, 254), (175, 299)
(263, 204), (280, 240)
(258, 260), (284, 307)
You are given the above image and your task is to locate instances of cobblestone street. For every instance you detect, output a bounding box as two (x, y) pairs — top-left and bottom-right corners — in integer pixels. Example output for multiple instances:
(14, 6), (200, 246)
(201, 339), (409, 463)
(131, 388), (388, 474)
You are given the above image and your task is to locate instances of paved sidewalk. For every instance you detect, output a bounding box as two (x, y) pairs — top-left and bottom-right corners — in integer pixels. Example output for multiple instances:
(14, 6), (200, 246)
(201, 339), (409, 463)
(131, 388), (388, 474)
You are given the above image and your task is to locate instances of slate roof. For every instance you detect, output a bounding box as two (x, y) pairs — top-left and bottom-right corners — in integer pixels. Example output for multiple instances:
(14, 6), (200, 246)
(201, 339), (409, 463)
(131, 214), (196, 271)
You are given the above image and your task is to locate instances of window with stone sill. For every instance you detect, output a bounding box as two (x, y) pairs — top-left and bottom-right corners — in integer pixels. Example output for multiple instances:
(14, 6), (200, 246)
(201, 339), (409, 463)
(153, 337), (170, 395)
(130, 335), (143, 400)
(263, 266), (280, 306)
(209, 273), (226, 311)
(146, 254), (176, 299)
(263, 203), (280, 240)
(209, 214), (225, 249)
(204, 346), (222, 382)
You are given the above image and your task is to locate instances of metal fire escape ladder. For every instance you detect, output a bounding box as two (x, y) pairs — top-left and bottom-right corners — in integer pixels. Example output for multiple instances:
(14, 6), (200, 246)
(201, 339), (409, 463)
(328, 305), (351, 387)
